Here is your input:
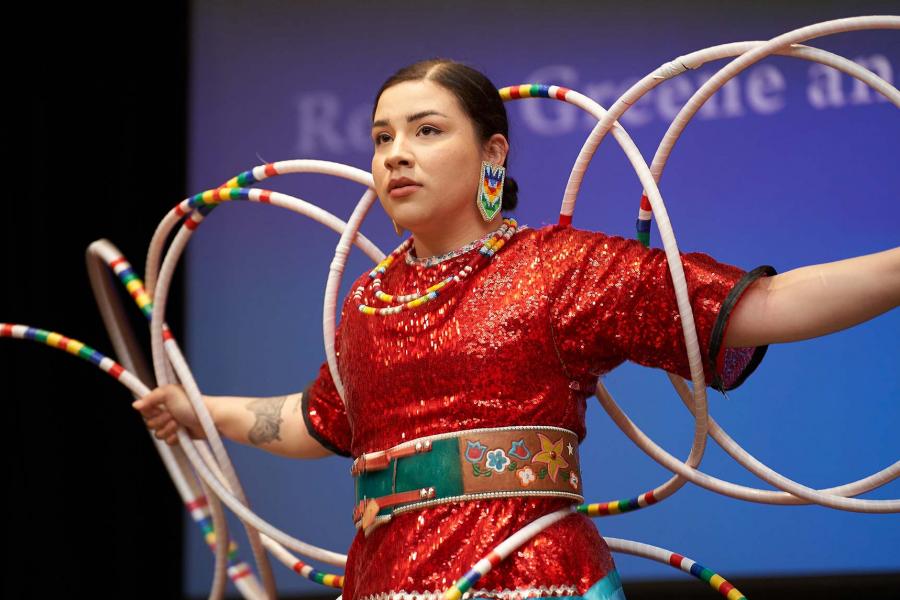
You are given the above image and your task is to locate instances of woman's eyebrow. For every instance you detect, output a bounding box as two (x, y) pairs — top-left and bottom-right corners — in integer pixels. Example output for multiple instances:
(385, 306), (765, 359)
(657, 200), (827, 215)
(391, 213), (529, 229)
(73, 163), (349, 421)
(372, 110), (448, 129)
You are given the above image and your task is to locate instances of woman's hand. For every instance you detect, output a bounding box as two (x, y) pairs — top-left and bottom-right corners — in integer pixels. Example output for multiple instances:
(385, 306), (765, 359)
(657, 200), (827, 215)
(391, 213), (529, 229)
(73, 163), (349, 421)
(132, 384), (207, 445)
(131, 386), (333, 459)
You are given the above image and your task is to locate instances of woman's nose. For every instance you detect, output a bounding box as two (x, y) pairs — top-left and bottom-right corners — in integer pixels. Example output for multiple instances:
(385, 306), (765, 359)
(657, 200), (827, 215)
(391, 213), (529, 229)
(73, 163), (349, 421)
(384, 137), (414, 170)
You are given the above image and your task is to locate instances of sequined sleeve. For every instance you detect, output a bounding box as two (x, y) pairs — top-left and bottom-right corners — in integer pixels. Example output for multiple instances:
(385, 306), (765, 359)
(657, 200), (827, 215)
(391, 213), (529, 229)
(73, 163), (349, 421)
(300, 285), (354, 457)
(538, 224), (777, 392)
(301, 356), (352, 457)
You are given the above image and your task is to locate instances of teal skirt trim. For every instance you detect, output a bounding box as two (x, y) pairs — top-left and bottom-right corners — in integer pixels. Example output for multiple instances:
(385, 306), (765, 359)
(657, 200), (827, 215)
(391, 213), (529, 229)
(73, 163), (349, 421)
(470, 569), (626, 600)
(583, 570), (626, 600)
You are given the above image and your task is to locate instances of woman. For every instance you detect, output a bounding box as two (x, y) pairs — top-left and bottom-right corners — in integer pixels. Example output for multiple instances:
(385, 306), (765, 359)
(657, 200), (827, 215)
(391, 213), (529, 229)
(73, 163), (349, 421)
(133, 59), (900, 600)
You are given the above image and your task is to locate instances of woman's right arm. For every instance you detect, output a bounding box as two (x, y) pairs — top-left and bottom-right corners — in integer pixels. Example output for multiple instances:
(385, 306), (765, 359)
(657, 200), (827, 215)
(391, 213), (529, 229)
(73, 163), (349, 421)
(131, 384), (333, 460)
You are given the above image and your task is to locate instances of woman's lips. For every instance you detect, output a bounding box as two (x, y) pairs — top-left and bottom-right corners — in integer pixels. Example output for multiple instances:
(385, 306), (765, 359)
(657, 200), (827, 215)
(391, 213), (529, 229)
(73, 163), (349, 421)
(389, 184), (422, 198)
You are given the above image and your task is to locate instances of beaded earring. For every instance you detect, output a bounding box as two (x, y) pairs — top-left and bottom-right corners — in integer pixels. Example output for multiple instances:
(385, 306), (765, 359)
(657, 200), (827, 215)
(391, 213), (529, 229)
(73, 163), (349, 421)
(477, 161), (505, 222)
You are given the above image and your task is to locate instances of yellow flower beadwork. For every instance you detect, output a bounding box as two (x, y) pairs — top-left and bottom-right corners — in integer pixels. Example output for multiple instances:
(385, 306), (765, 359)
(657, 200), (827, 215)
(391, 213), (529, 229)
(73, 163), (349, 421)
(531, 433), (569, 483)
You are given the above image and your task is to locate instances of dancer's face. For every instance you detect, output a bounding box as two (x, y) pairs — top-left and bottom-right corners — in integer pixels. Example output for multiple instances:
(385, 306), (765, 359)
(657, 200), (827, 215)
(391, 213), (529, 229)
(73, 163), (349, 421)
(371, 79), (506, 234)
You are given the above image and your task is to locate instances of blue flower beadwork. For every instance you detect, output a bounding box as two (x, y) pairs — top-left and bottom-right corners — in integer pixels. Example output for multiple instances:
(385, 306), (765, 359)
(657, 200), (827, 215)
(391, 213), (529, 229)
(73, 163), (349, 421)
(485, 449), (510, 472)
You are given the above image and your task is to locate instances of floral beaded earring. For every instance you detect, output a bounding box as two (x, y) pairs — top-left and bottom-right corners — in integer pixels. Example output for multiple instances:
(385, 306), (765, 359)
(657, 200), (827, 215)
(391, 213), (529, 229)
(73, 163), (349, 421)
(477, 161), (505, 222)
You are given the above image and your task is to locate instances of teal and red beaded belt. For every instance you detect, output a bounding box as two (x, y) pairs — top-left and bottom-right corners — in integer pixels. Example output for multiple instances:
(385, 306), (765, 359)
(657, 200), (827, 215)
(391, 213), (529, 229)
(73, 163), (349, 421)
(352, 425), (584, 534)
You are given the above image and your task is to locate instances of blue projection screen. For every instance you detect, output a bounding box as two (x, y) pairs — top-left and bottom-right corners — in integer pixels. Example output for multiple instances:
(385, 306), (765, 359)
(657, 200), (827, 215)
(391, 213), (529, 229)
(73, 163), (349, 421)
(184, 1), (899, 596)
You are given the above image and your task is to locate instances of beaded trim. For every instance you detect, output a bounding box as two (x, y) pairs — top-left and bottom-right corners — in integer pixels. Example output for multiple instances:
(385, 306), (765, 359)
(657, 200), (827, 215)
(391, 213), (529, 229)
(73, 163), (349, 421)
(357, 584), (580, 600)
(360, 489), (584, 535)
(360, 424), (578, 456)
(405, 224), (530, 267)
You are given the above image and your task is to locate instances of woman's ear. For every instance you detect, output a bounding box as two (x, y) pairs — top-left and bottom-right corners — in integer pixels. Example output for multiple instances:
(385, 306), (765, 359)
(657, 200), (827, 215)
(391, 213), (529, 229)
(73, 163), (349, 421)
(483, 133), (509, 165)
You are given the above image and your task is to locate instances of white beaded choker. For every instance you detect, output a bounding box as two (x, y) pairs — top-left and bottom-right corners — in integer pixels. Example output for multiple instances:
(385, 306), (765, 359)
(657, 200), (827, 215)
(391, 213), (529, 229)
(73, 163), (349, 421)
(405, 224), (529, 267)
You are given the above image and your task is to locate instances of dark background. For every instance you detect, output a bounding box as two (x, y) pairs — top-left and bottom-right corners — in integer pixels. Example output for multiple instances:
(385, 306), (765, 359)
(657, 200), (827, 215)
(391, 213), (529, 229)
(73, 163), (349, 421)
(3, 3), (897, 599)
(3, 5), (188, 598)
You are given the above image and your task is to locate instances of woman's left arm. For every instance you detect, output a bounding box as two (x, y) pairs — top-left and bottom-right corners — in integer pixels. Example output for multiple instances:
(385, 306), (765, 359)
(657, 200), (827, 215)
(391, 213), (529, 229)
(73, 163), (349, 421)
(724, 246), (900, 348)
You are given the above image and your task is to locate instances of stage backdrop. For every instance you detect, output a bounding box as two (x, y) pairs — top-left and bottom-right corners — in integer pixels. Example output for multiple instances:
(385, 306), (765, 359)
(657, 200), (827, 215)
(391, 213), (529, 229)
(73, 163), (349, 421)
(184, 1), (899, 596)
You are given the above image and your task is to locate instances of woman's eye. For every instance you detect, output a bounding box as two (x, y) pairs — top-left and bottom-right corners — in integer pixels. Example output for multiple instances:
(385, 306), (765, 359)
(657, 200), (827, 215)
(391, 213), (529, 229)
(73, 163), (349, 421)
(374, 126), (438, 145)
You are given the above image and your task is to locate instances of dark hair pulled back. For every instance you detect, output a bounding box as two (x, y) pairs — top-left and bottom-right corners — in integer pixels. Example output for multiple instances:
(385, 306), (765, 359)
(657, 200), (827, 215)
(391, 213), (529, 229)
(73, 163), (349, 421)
(372, 58), (519, 212)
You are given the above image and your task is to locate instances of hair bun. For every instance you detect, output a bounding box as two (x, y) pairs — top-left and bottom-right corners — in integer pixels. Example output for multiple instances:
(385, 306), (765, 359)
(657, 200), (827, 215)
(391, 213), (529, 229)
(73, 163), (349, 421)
(502, 175), (518, 212)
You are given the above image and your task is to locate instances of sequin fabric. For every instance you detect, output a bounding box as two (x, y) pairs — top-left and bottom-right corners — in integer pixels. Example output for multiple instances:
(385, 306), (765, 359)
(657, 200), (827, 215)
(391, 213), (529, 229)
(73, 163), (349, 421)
(303, 223), (772, 600)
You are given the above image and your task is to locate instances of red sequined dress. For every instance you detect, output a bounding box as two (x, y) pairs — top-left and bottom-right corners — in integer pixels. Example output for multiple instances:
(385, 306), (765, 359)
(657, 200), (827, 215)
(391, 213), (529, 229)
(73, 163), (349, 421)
(302, 223), (775, 600)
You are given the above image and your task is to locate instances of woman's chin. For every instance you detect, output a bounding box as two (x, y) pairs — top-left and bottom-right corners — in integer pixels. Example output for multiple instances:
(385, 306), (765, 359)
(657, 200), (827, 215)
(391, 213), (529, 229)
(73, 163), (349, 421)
(390, 207), (435, 232)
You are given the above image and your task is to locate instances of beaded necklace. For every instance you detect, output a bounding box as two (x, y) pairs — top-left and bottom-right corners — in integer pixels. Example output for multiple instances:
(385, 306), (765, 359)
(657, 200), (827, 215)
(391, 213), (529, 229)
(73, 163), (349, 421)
(405, 230), (496, 267)
(353, 218), (519, 316)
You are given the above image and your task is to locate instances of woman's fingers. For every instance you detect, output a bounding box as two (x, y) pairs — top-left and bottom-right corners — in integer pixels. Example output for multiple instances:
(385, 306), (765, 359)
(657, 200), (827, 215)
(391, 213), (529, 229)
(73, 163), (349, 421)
(144, 411), (172, 429)
(154, 421), (178, 440)
(131, 386), (198, 444)
(158, 419), (179, 434)
(133, 389), (175, 428)
(132, 388), (168, 412)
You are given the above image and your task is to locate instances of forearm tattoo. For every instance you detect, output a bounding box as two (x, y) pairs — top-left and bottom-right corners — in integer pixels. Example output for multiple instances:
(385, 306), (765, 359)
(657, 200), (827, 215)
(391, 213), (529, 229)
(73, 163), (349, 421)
(246, 396), (287, 446)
